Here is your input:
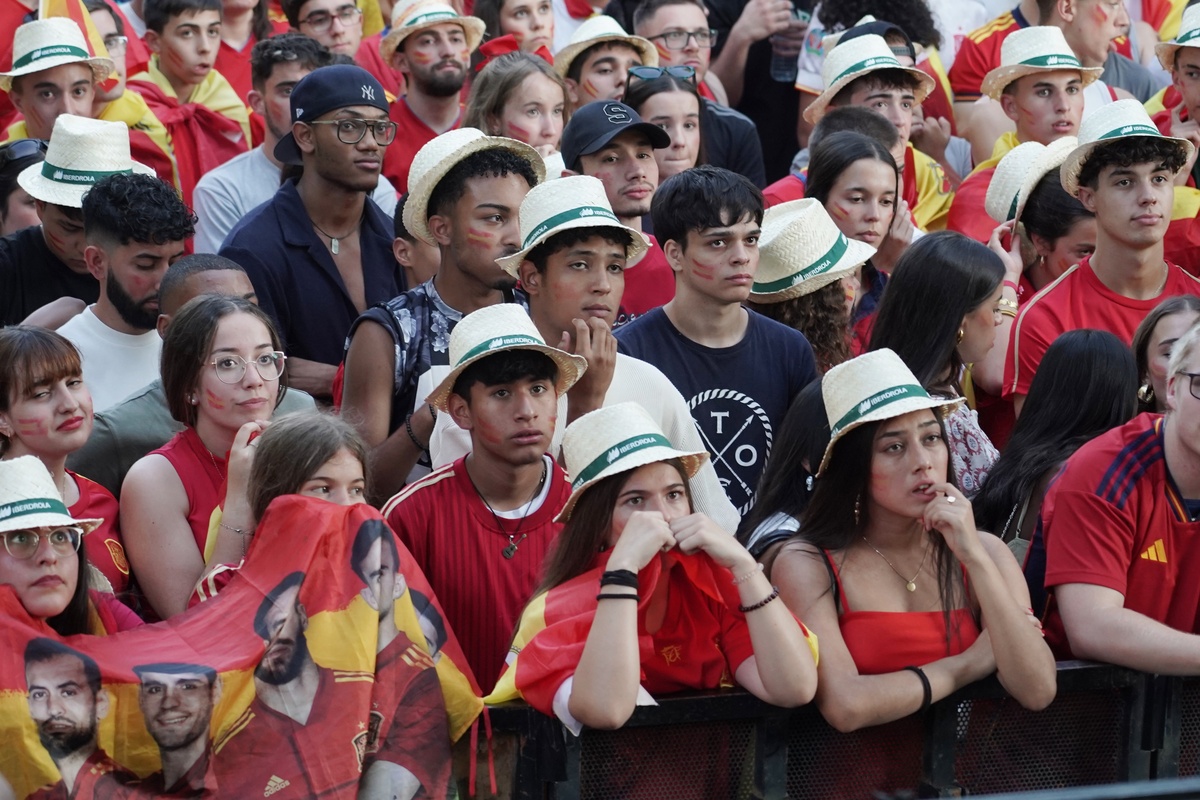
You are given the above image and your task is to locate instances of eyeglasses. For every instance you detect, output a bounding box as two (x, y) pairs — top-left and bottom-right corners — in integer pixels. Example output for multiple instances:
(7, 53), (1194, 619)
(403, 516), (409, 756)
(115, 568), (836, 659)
(0, 138), (48, 170)
(307, 118), (398, 146)
(103, 35), (128, 53)
(1179, 371), (1200, 401)
(2, 527), (83, 560)
(299, 4), (362, 32)
(645, 28), (718, 50)
(628, 65), (697, 85)
(208, 351), (287, 384)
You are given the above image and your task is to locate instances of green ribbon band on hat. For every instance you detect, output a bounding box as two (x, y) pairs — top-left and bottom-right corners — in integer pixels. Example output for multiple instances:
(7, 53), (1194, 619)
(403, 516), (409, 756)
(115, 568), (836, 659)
(403, 9), (459, 27)
(1007, 192), (1021, 222)
(1096, 122), (1161, 141)
(0, 497), (69, 523)
(1177, 27), (1200, 45)
(830, 384), (929, 438)
(41, 162), (133, 185)
(522, 206), (620, 249)
(572, 433), (674, 489)
(831, 54), (902, 86)
(458, 334), (543, 365)
(1018, 53), (1082, 68)
(13, 44), (90, 70)
(753, 233), (850, 293)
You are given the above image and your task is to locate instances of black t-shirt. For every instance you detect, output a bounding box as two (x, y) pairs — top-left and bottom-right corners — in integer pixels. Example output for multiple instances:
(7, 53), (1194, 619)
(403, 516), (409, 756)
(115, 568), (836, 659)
(0, 226), (98, 326)
(702, 101), (767, 188)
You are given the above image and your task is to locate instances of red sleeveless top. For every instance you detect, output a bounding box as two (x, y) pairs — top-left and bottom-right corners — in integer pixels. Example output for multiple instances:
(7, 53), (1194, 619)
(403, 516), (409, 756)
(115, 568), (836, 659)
(151, 427), (226, 557)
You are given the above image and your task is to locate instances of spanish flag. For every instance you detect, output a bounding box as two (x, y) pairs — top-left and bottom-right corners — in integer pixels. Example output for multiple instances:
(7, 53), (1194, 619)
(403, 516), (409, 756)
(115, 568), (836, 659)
(39, 0), (119, 92)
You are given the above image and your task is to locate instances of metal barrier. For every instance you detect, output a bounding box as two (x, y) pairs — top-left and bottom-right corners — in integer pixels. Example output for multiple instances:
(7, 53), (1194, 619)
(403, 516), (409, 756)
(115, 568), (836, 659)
(469, 662), (1194, 799)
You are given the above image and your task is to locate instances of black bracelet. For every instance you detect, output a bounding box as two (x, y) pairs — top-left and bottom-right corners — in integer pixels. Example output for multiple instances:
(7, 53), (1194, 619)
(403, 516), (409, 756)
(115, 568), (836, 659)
(405, 414), (428, 452)
(600, 569), (638, 589)
(904, 665), (932, 712)
(596, 592), (639, 601)
(738, 585), (780, 613)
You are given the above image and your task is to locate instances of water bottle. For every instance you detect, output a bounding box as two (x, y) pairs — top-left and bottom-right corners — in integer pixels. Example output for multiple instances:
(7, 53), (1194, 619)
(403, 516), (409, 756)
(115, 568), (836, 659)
(770, 7), (810, 83)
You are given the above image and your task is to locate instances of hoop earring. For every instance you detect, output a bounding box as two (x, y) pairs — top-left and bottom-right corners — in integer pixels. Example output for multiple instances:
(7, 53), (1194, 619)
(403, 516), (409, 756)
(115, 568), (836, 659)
(956, 327), (965, 345)
(1138, 383), (1155, 405)
(854, 494), (862, 527)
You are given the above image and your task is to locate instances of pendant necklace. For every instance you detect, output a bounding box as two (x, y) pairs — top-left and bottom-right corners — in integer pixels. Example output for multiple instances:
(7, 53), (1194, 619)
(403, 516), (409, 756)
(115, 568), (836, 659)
(311, 210), (362, 255)
(862, 535), (932, 592)
(468, 459), (548, 559)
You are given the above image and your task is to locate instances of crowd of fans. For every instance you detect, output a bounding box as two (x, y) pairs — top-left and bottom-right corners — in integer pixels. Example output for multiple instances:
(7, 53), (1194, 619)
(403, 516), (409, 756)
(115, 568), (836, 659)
(1, 0), (1200, 793)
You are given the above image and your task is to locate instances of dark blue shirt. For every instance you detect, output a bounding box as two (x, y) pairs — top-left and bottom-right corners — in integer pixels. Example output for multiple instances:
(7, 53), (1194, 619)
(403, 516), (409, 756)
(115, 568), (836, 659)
(220, 180), (404, 369)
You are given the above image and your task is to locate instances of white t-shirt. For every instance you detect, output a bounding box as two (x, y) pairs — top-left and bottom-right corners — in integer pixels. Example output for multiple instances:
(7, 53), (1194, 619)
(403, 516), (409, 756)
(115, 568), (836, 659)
(192, 147), (399, 254)
(58, 307), (162, 413)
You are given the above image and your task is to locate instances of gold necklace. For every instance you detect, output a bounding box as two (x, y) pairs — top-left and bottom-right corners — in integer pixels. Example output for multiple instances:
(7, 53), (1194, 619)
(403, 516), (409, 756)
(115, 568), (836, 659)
(862, 535), (932, 592)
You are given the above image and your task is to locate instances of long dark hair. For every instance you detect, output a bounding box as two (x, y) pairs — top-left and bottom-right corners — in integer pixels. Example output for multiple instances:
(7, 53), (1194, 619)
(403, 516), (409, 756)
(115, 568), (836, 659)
(805, 131), (898, 208)
(1131, 295), (1200, 413)
(623, 74), (708, 167)
(749, 282), (852, 374)
(868, 231), (1004, 392)
(973, 330), (1138, 538)
(46, 539), (93, 636)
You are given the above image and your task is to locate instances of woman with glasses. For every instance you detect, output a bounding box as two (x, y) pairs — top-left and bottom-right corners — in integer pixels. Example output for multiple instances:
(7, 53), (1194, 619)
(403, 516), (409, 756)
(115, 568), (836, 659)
(122, 295), (288, 619)
(0, 327), (133, 601)
(0, 138), (45, 236)
(623, 65), (705, 182)
(0, 455), (141, 635)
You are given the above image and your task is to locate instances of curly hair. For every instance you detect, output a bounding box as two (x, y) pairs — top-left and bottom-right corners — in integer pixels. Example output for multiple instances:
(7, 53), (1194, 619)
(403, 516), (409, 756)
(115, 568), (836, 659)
(819, 0), (941, 49)
(82, 173), (196, 246)
(428, 147), (541, 220)
(748, 282), (851, 375)
(1076, 137), (1189, 190)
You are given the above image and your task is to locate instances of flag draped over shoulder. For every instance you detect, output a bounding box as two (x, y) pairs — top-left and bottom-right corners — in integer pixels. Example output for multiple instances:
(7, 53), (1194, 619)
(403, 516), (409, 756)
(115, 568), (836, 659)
(0, 497), (481, 799)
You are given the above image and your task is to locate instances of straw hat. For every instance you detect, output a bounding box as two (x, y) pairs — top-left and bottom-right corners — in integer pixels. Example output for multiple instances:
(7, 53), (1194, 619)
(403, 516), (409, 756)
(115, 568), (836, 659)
(553, 15), (658, 78)
(404, 127), (545, 246)
(0, 18), (115, 92)
(17, 115), (155, 208)
(556, 402), (708, 521)
(426, 304), (587, 410)
(0, 456), (101, 536)
(980, 26), (1102, 99)
(496, 174), (649, 277)
(985, 136), (1078, 224)
(1156, 4), (1200, 71)
(380, 2), (486, 65)
(818, 349), (962, 475)
(804, 34), (935, 125)
(751, 199), (877, 303)
(1059, 99), (1194, 196)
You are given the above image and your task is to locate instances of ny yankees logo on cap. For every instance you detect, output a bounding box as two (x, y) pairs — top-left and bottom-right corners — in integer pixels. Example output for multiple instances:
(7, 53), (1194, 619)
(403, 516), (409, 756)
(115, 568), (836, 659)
(362, 85), (375, 101)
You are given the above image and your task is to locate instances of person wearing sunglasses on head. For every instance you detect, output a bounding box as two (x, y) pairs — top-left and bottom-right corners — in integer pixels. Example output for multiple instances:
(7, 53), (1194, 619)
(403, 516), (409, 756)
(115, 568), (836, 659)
(220, 65), (406, 403)
(0, 139), (45, 237)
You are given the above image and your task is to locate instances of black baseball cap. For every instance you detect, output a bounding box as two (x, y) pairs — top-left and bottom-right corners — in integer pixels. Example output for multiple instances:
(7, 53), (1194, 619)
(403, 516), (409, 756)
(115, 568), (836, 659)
(561, 100), (671, 172)
(274, 64), (390, 165)
(837, 20), (917, 62)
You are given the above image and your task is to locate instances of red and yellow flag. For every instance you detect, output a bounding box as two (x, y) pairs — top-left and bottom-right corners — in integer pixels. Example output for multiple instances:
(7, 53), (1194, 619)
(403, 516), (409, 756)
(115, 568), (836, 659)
(39, 0), (119, 92)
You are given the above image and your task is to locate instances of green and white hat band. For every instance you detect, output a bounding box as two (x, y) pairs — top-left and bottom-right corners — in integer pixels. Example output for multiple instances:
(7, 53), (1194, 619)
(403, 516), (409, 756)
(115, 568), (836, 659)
(1096, 122), (1161, 140)
(753, 234), (849, 294)
(522, 206), (620, 249)
(830, 384), (928, 438)
(403, 8), (458, 27)
(0, 497), (69, 523)
(572, 433), (674, 489)
(14, 44), (89, 69)
(830, 54), (902, 85)
(42, 162), (132, 185)
(1017, 53), (1081, 68)
(1178, 25), (1200, 45)
(456, 334), (542, 366)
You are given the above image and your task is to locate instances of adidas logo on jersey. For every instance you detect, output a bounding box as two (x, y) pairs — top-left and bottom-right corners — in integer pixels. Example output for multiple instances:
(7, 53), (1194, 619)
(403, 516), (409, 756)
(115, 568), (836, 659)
(1139, 539), (1167, 563)
(264, 775), (291, 797)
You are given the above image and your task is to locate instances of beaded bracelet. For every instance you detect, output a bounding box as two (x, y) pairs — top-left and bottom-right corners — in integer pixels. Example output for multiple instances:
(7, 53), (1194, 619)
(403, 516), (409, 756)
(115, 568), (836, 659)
(600, 569), (638, 589)
(732, 562), (764, 585)
(738, 586), (779, 613)
(904, 665), (932, 711)
(405, 414), (428, 452)
(596, 592), (639, 601)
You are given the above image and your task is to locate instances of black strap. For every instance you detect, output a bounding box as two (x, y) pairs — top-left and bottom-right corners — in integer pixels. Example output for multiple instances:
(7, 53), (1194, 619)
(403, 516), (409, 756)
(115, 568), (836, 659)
(816, 548), (844, 616)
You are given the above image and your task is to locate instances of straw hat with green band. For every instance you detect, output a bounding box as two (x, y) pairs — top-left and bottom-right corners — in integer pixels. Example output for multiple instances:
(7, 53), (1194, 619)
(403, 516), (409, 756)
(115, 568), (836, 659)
(980, 26), (1102, 100)
(751, 198), (876, 303)
(380, 2), (486, 65)
(803, 33), (934, 125)
(497, 174), (649, 277)
(552, 15), (658, 78)
(0, 18), (115, 92)
(0, 457), (102, 536)
(17, 115), (155, 208)
(817, 350), (962, 476)
(426, 303), (587, 411)
(556, 402), (709, 522)
(1059, 99), (1194, 197)
(1156, 4), (1200, 71)
(985, 136), (1077, 225)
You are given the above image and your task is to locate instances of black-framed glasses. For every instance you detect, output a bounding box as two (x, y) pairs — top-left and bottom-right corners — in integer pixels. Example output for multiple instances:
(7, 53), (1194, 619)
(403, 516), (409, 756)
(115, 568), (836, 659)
(299, 4), (362, 32)
(645, 28), (718, 49)
(208, 351), (287, 384)
(103, 34), (129, 53)
(1179, 371), (1200, 401)
(0, 139), (48, 170)
(307, 118), (397, 146)
(628, 65), (697, 85)
(2, 527), (83, 560)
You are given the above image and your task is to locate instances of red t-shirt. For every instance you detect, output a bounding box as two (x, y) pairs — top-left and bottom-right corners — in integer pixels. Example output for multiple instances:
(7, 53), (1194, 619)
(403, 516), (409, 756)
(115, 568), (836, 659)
(27, 749), (137, 799)
(71, 471), (130, 596)
(945, 165), (996, 243)
(950, 8), (1028, 101)
(1004, 257), (1200, 398)
(1041, 415), (1200, 658)
(620, 235), (675, 319)
(152, 427), (226, 556)
(384, 455), (570, 687)
(356, 33), (404, 99)
(763, 172), (806, 207)
(383, 98), (461, 193)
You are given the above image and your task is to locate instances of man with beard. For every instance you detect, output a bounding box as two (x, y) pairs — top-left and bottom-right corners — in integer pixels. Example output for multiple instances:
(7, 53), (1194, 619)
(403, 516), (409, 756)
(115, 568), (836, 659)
(379, 3), (486, 192)
(213, 572), (372, 798)
(192, 34), (398, 254)
(127, 663), (221, 797)
(220, 65), (405, 401)
(350, 520), (452, 800)
(341, 129), (541, 502)
(24, 638), (137, 799)
(58, 172), (194, 412)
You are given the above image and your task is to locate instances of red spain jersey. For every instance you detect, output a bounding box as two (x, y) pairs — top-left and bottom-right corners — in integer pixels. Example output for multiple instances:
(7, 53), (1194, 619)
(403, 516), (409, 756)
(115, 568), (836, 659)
(27, 749), (137, 799)
(382, 98), (461, 193)
(70, 472), (130, 596)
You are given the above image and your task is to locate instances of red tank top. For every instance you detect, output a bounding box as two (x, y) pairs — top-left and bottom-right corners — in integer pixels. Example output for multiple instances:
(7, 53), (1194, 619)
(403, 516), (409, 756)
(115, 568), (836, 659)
(151, 427), (226, 556)
(824, 549), (981, 674)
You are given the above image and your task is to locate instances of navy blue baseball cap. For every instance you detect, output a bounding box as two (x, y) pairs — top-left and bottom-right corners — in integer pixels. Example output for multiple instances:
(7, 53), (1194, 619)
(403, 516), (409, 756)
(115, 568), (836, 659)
(274, 64), (390, 165)
(561, 101), (671, 172)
